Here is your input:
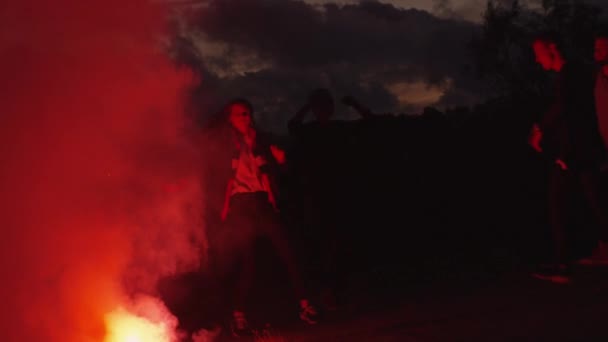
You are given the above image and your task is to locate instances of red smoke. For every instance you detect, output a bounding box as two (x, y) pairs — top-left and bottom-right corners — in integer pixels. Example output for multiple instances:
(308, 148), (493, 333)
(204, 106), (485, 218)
(0, 1), (204, 341)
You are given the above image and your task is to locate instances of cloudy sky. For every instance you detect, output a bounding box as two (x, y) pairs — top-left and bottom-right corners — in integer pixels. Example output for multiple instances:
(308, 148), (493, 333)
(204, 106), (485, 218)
(306, 0), (488, 21)
(173, 0), (607, 132)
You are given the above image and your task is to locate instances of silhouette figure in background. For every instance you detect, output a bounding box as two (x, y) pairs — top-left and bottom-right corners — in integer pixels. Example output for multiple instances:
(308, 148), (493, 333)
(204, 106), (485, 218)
(288, 89), (374, 311)
(528, 34), (607, 282)
(215, 99), (317, 337)
(577, 32), (608, 265)
(594, 33), (608, 155)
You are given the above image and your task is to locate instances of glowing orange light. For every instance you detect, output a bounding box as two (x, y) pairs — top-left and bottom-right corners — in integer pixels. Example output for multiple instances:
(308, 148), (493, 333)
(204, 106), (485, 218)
(104, 308), (173, 342)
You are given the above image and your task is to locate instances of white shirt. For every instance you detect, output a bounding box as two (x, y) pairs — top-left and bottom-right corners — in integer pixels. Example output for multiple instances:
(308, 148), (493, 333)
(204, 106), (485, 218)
(231, 143), (266, 196)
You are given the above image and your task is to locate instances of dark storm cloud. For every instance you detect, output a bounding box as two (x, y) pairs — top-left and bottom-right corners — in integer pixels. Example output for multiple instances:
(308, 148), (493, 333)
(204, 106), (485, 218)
(184, 0), (482, 132)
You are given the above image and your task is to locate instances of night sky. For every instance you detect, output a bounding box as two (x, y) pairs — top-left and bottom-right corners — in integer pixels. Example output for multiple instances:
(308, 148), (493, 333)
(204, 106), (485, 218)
(173, 0), (607, 132)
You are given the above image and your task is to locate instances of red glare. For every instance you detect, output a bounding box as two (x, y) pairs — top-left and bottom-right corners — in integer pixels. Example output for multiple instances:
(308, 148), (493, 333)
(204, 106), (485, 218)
(0, 1), (204, 341)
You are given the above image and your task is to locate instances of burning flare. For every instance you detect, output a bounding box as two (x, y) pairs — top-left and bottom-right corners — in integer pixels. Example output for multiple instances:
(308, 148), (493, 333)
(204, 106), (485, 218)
(105, 309), (169, 342)
(104, 296), (179, 342)
(105, 309), (172, 342)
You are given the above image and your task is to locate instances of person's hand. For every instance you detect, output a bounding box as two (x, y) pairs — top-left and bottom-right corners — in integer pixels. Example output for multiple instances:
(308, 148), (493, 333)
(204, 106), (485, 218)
(528, 123), (543, 153)
(221, 203), (230, 222)
(270, 145), (286, 165)
(556, 159), (568, 170)
(268, 192), (279, 212)
(268, 190), (278, 211)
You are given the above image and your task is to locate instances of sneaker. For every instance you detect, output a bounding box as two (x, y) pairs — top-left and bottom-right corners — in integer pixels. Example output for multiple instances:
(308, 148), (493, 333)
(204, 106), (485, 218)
(531, 264), (570, 284)
(578, 242), (608, 266)
(230, 310), (251, 337)
(299, 299), (319, 325)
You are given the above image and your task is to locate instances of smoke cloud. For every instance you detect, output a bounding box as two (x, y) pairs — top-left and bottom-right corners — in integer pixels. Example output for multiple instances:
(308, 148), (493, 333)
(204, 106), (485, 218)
(0, 1), (204, 341)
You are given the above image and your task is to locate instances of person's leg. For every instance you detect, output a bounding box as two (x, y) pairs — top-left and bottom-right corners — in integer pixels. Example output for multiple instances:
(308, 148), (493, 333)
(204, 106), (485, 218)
(548, 166), (572, 266)
(224, 194), (257, 336)
(578, 170), (608, 262)
(580, 170), (608, 240)
(258, 195), (318, 324)
(265, 218), (305, 298)
(233, 238), (256, 313)
(533, 165), (572, 283)
(319, 201), (340, 310)
(299, 194), (325, 299)
(294, 191), (339, 311)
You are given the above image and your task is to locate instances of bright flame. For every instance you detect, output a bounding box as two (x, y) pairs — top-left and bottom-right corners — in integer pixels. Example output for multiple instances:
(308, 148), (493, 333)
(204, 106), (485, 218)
(104, 308), (172, 342)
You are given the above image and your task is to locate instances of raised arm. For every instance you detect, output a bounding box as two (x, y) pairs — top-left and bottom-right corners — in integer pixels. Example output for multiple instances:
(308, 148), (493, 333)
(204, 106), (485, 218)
(530, 78), (563, 155)
(529, 79), (569, 169)
(528, 123), (543, 153)
(220, 178), (234, 222)
(341, 95), (374, 119)
(288, 102), (311, 134)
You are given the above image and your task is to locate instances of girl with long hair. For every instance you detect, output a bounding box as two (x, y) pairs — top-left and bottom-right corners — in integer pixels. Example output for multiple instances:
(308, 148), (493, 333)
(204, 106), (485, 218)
(214, 99), (317, 336)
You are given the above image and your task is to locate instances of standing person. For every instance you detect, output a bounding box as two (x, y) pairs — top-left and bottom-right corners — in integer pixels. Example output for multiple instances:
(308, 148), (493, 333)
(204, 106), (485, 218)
(594, 32), (608, 152)
(528, 34), (607, 282)
(577, 32), (608, 264)
(287, 89), (372, 311)
(216, 99), (317, 337)
(288, 89), (344, 312)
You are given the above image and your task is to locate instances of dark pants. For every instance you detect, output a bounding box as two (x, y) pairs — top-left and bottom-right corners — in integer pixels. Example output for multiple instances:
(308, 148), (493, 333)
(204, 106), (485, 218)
(298, 192), (346, 304)
(548, 166), (608, 263)
(217, 191), (304, 311)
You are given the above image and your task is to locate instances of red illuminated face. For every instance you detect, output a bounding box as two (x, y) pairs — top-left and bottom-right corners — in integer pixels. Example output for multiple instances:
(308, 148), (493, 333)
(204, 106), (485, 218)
(533, 40), (554, 71)
(228, 103), (252, 134)
(594, 38), (608, 64)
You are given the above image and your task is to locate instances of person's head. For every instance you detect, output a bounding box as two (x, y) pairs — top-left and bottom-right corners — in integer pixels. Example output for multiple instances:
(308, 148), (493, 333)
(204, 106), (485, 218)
(532, 34), (565, 71)
(308, 88), (334, 122)
(594, 33), (608, 65)
(224, 98), (253, 135)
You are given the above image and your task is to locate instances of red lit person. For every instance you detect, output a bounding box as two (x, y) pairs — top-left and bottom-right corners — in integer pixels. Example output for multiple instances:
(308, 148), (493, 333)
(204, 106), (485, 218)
(528, 35), (607, 282)
(576, 32), (608, 265)
(218, 99), (317, 337)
